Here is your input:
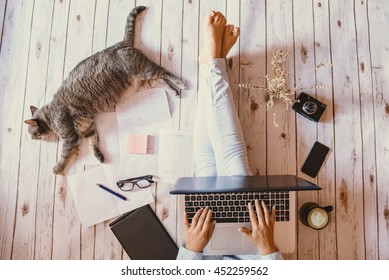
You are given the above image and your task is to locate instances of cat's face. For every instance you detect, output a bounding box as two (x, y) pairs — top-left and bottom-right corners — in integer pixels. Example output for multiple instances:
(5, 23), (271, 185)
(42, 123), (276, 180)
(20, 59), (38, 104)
(24, 106), (54, 140)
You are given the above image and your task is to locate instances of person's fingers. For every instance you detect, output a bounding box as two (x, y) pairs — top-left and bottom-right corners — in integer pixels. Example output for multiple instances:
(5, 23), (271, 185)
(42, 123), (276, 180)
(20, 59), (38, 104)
(239, 227), (252, 238)
(202, 208), (213, 233)
(183, 211), (191, 229)
(248, 202), (258, 228)
(271, 205), (276, 227)
(255, 199), (264, 226)
(191, 208), (204, 228)
(207, 220), (216, 239)
(261, 200), (271, 226)
(195, 207), (208, 230)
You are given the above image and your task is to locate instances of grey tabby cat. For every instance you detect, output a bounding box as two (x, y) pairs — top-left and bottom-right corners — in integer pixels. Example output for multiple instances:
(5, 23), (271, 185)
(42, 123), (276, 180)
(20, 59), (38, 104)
(24, 6), (185, 175)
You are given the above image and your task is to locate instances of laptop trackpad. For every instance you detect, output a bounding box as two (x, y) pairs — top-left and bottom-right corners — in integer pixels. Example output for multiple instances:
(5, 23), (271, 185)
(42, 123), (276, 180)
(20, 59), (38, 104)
(211, 227), (243, 250)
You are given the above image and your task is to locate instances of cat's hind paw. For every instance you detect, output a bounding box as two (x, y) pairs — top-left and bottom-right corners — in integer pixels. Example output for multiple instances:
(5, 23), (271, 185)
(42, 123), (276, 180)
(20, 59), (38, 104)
(94, 149), (105, 163)
(53, 165), (65, 175)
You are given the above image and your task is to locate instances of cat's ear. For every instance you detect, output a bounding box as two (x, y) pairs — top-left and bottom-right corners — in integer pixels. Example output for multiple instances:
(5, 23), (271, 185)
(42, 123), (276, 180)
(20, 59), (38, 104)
(24, 119), (38, 127)
(30, 105), (38, 116)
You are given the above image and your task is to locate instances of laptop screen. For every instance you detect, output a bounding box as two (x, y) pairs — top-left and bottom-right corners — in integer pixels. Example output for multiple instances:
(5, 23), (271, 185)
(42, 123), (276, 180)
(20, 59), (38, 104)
(170, 175), (321, 194)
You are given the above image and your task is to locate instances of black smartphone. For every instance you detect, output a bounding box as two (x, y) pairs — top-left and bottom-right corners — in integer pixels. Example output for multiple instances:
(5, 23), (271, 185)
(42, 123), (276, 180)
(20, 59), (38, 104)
(301, 141), (330, 178)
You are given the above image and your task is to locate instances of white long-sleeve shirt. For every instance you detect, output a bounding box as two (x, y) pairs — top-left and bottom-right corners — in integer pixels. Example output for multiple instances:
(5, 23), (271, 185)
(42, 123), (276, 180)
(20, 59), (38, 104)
(177, 246), (283, 260)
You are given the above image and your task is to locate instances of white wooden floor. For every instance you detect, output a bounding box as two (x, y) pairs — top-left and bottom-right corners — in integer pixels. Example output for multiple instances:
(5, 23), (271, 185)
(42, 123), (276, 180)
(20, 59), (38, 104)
(1, 0), (388, 260)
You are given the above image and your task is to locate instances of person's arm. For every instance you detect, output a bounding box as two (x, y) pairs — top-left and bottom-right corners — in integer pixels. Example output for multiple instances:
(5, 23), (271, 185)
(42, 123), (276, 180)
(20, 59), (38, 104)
(239, 199), (282, 259)
(259, 251), (283, 260)
(176, 246), (204, 260)
(176, 207), (215, 260)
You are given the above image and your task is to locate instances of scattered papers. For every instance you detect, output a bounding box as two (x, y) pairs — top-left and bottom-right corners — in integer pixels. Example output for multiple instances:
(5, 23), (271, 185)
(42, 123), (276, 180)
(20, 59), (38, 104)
(68, 165), (154, 227)
(115, 88), (172, 132)
(158, 129), (194, 184)
(68, 88), (186, 227)
(116, 88), (173, 180)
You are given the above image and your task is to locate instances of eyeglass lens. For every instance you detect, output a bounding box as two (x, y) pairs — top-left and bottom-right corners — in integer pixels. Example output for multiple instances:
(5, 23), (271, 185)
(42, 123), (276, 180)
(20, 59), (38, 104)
(135, 179), (152, 188)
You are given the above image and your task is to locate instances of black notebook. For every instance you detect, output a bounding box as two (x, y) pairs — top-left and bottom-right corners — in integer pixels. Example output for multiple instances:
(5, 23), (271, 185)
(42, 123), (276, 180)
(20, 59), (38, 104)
(109, 204), (178, 260)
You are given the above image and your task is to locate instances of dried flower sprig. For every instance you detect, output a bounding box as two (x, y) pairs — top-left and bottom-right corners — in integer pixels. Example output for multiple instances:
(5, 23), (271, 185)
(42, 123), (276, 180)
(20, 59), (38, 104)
(294, 60), (332, 90)
(239, 50), (296, 110)
(238, 50), (332, 122)
(264, 50), (296, 110)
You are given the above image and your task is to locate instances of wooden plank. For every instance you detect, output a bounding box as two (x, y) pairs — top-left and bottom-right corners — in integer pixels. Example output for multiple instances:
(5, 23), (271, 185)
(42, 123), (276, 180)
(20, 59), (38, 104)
(368, 0), (389, 260)
(0, 0), (34, 260)
(265, 0), (296, 175)
(160, 0), (183, 131)
(266, 0), (296, 260)
(15, 0), (56, 260)
(81, 0), (110, 260)
(155, 0), (184, 244)
(91, 0), (136, 260)
(73, 0), (99, 259)
(312, 0), (337, 260)
(106, 0), (135, 47)
(237, 0), (266, 176)
(34, 0), (71, 260)
(293, 0), (320, 260)
(180, 0), (199, 133)
(51, 0), (96, 259)
(135, 0), (162, 63)
(175, 0), (199, 246)
(355, 0), (379, 260)
(92, 0), (109, 53)
(329, 0), (365, 260)
(0, 0), (6, 49)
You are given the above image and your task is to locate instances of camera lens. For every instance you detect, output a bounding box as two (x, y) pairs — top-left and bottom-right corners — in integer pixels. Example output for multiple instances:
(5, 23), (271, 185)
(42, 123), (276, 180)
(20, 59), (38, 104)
(302, 101), (318, 115)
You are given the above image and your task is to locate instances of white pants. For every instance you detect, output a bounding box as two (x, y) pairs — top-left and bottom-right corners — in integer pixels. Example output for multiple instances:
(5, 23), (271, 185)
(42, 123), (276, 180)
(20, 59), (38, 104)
(193, 58), (252, 176)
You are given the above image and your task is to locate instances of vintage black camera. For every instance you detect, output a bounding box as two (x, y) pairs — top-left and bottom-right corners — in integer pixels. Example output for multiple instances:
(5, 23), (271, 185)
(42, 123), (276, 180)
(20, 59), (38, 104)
(292, 92), (327, 122)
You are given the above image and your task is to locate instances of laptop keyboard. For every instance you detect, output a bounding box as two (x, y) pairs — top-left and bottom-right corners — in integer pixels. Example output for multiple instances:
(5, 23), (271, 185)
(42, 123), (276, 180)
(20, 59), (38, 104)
(184, 191), (290, 223)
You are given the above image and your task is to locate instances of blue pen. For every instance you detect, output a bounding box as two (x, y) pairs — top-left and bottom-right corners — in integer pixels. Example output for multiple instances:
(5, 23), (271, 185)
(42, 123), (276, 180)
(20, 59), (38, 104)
(97, 183), (127, 201)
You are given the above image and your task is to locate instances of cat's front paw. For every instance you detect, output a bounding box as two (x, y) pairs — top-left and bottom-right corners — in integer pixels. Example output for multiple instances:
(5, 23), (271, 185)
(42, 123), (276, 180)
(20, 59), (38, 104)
(176, 79), (187, 90)
(53, 165), (65, 175)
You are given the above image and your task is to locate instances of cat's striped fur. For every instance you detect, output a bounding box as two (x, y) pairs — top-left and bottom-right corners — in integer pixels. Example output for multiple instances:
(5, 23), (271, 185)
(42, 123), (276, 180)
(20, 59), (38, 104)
(24, 6), (185, 174)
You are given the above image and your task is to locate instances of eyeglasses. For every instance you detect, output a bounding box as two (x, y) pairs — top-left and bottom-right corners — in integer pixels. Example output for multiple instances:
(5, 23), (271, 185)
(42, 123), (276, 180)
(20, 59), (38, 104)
(116, 175), (155, 191)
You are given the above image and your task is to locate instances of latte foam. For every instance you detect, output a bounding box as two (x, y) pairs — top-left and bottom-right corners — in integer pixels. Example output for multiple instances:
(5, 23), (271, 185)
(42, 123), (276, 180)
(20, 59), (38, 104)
(307, 208), (328, 229)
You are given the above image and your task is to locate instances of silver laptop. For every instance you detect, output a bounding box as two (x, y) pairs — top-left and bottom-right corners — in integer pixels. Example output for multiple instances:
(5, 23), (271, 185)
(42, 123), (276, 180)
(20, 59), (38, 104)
(170, 175), (321, 255)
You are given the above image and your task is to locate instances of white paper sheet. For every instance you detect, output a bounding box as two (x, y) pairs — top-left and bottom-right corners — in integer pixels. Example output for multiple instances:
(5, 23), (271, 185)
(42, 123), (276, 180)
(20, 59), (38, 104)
(157, 129), (195, 183)
(68, 165), (154, 227)
(115, 88), (173, 181)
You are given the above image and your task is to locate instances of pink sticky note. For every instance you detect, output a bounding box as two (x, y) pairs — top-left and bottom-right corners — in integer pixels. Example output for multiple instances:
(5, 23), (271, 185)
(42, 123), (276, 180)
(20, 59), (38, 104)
(127, 134), (148, 154)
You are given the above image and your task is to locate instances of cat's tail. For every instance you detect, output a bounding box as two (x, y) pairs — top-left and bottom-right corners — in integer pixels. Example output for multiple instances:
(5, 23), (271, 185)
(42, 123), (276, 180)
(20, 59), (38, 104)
(123, 6), (146, 47)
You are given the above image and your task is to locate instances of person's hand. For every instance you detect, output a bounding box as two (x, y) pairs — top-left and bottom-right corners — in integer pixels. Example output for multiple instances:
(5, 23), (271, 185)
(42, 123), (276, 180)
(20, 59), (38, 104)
(239, 199), (278, 255)
(184, 207), (216, 253)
